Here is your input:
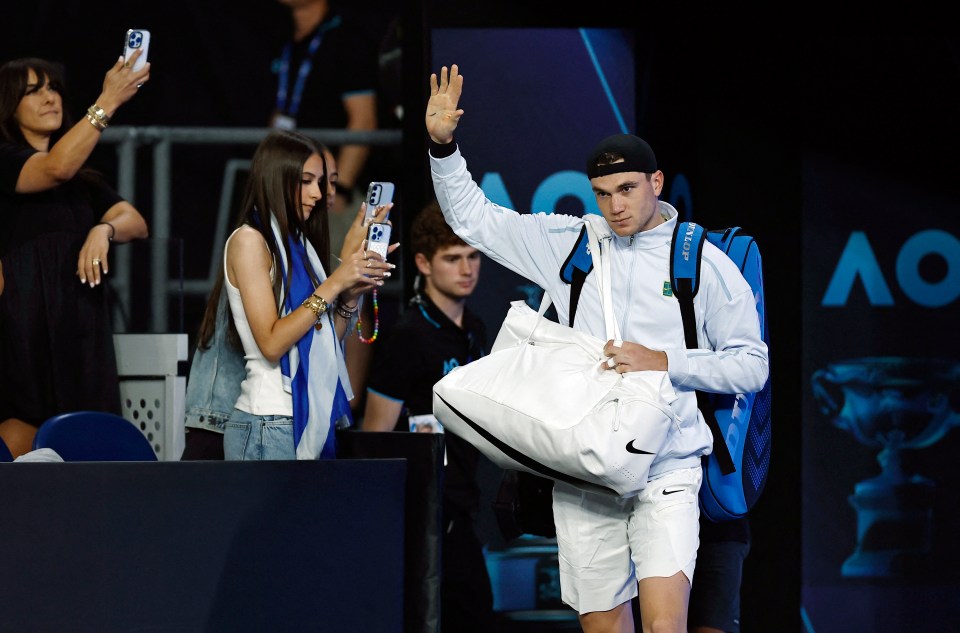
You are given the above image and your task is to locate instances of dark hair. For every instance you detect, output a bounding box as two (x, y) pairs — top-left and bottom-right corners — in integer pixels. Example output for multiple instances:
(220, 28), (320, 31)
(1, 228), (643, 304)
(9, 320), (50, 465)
(197, 130), (330, 349)
(594, 152), (624, 167)
(410, 199), (468, 260)
(0, 58), (71, 146)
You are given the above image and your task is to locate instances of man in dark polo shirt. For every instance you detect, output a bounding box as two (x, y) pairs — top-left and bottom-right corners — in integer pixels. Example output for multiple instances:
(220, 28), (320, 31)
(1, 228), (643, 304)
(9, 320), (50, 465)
(363, 199), (493, 632)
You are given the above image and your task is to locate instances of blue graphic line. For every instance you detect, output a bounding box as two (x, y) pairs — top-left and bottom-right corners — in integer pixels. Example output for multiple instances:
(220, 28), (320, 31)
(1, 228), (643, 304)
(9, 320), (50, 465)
(579, 29), (628, 133)
(800, 605), (816, 633)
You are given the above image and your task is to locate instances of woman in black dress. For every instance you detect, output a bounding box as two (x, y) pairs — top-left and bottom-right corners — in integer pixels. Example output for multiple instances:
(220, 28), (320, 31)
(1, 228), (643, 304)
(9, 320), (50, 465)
(0, 52), (150, 457)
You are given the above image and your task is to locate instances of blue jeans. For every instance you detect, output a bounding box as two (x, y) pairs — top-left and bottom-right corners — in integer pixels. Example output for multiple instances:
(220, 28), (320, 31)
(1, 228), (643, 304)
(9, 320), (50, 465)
(224, 409), (295, 461)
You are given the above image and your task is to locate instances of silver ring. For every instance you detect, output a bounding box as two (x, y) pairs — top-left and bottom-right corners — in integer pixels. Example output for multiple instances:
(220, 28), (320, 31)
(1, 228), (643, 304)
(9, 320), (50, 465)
(92, 258), (101, 265)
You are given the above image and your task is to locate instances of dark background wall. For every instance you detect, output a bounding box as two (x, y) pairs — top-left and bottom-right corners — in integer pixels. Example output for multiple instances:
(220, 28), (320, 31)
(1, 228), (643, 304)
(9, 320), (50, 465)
(799, 39), (960, 633)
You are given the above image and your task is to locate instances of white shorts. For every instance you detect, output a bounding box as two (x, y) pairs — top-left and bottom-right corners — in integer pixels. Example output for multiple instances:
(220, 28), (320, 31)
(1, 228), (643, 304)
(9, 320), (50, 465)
(552, 466), (702, 614)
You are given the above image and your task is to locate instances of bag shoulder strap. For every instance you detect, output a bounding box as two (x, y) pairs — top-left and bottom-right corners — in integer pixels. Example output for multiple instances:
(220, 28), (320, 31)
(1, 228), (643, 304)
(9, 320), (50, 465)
(560, 224), (592, 326)
(670, 221), (707, 349)
(582, 216), (618, 343)
(561, 215), (613, 328)
(535, 216), (616, 342)
(670, 220), (735, 475)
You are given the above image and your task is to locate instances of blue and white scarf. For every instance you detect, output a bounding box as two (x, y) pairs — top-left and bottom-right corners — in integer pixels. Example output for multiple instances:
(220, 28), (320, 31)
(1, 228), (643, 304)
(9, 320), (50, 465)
(269, 215), (354, 459)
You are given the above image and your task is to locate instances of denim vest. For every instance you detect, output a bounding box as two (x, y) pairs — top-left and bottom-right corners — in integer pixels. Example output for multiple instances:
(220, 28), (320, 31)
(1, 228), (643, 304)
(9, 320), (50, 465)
(183, 291), (245, 433)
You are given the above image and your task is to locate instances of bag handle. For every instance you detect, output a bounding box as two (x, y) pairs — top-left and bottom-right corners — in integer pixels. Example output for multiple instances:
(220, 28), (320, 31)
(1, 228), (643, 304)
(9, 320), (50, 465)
(583, 217), (620, 344)
(530, 217), (619, 346)
(524, 286), (555, 344)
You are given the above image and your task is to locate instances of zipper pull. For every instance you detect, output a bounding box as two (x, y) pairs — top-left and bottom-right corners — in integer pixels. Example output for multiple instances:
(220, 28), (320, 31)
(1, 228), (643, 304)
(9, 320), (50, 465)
(613, 398), (622, 432)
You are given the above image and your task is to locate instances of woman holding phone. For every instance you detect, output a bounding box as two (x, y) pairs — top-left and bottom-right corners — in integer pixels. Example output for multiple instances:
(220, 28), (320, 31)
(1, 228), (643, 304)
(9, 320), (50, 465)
(0, 52), (150, 458)
(202, 130), (395, 460)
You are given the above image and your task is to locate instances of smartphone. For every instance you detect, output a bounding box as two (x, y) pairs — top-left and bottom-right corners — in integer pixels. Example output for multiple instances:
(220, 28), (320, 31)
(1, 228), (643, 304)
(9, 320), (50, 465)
(364, 181), (395, 223)
(366, 222), (392, 260)
(123, 29), (151, 72)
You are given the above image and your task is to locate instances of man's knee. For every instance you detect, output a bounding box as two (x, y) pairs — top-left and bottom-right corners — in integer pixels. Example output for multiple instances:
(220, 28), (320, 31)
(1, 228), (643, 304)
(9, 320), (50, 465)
(644, 612), (688, 633)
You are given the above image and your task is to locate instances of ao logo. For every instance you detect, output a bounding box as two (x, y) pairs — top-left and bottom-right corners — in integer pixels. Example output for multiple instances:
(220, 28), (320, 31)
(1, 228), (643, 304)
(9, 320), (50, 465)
(478, 171), (693, 220)
(443, 358), (460, 376)
(822, 230), (960, 308)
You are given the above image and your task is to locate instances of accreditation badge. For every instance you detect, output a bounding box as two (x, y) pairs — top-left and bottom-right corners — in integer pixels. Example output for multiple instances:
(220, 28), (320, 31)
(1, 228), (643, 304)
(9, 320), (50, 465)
(271, 113), (297, 130)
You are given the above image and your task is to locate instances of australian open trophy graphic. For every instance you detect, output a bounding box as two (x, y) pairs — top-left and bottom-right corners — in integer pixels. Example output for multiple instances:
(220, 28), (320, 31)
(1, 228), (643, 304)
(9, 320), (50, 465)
(811, 356), (960, 578)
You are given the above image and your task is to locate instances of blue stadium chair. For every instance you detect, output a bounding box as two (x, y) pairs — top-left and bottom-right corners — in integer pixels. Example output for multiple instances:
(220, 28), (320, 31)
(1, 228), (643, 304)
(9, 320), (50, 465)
(32, 411), (158, 462)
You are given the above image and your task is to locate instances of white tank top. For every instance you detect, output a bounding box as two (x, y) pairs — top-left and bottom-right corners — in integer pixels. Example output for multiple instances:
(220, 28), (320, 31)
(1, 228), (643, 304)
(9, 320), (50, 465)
(224, 227), (293, 415)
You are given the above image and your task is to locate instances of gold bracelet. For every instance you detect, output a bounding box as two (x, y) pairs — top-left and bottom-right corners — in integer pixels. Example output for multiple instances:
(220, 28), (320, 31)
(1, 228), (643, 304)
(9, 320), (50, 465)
(88, 104), (111, 125)
(85, 112), (106, 131)
(86, 104), (111, 131)
(301, 293), (329, 331)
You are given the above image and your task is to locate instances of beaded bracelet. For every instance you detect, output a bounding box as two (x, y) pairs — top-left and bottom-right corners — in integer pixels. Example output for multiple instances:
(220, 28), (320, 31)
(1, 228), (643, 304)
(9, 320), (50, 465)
(356, 289), (379, 344)
(335, 301), (358, 320)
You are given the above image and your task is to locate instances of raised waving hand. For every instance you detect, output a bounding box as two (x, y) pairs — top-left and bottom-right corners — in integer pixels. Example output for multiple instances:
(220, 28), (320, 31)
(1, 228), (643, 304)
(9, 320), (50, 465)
(425, 64), (464, 144)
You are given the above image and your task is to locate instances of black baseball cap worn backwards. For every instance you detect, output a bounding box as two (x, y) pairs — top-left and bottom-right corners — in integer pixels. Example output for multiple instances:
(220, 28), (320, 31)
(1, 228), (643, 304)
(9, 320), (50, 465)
(586, 134), (658, 179)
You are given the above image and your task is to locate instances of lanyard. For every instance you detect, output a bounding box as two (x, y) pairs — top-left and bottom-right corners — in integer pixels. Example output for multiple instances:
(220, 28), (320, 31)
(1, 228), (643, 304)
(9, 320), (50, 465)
(275, 15), (341, 118)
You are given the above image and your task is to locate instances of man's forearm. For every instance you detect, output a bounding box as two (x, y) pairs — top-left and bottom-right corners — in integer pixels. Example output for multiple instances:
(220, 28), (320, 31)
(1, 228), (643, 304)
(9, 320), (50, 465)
(336, 144), (370, 193)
